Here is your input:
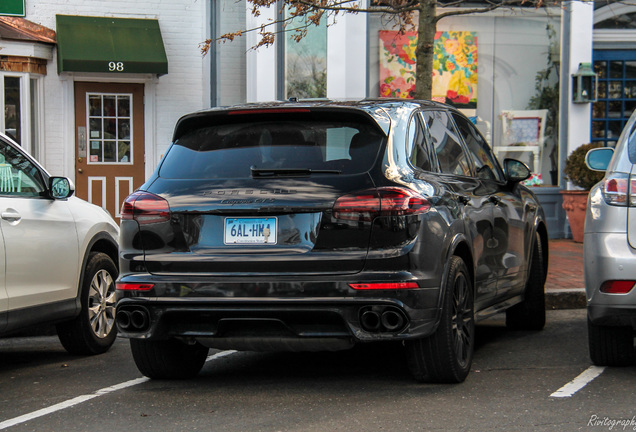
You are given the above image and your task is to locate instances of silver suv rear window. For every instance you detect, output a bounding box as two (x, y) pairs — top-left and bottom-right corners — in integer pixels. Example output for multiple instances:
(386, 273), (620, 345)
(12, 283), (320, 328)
(159, 120), (385, 179)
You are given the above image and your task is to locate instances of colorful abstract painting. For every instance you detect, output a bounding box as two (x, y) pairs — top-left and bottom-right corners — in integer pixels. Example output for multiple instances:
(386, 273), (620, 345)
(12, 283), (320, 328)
(379, 30), (478, 108)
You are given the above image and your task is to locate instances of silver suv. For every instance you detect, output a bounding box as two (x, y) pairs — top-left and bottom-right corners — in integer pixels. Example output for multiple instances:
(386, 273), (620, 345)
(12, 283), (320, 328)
(585, 111), (636, 366)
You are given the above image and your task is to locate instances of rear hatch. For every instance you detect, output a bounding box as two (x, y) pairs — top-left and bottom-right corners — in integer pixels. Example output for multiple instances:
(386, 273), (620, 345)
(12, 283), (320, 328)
(132, 108), (388, 276)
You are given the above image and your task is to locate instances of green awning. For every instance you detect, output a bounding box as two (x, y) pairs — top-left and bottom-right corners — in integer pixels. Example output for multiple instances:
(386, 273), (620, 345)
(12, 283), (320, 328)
(56, 15), (168, 75)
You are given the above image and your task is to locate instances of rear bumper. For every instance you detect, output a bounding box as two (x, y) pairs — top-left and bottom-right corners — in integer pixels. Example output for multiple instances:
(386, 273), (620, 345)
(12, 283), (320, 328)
(584, 231), (636, 329)
(116, 280), (442, 349)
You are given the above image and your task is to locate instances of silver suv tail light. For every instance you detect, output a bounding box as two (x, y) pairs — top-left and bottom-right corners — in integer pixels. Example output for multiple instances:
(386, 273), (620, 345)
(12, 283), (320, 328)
(601, 174), (636, 206)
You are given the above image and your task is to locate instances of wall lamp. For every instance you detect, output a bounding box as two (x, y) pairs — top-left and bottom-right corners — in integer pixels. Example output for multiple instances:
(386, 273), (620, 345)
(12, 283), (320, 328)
(572, 62), (598, 104)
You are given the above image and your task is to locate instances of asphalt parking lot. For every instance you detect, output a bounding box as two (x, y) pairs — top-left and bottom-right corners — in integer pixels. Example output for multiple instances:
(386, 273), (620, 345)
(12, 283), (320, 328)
(1, 309), (634, 432)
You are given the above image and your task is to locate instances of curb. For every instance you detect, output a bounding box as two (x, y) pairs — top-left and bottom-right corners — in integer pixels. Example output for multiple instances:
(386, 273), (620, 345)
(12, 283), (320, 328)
(546, 289), (586, 310)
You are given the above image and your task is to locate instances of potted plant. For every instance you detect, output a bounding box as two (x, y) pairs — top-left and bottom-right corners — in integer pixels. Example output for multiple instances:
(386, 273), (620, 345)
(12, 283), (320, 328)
(561, 142), (605, 242)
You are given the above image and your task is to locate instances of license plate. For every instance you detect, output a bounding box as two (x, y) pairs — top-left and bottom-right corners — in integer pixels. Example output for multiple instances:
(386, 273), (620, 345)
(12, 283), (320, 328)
(224, 217), (278, 245)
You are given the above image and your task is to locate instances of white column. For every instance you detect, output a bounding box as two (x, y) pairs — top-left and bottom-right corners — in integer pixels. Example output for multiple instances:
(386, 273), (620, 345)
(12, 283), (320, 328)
(327, 2), (367, 99)
(561, 1), (595, 164)
(246, 3), (278, 102)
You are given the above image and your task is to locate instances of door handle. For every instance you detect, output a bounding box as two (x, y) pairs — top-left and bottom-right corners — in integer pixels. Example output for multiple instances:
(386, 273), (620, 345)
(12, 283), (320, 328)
(1, 209), (21, 223)
(78, 169), (83, 174)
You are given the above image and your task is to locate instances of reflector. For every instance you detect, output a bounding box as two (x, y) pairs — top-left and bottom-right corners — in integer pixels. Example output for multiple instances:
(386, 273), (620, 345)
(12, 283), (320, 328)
(116, 283), (154, 291)
(600, 280), (635, 294)
(349, 282), (419, 290)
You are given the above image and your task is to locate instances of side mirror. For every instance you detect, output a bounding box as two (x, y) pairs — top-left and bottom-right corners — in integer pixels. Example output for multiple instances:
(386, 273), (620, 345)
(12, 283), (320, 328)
(585, 147), (614, 172)
(49, 177), (75, 199)
(503, 158), (531, 183)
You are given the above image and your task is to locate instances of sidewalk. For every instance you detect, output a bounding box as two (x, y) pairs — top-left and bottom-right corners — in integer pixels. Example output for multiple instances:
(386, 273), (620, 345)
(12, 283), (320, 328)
(545, 239), (586, 309)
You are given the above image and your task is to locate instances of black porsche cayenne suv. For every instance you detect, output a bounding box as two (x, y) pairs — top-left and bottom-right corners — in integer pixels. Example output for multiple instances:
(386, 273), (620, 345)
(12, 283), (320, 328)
(116, 100), (548, 383)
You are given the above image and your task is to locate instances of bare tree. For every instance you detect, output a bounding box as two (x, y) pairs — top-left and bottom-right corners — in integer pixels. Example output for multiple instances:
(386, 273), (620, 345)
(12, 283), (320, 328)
(202, 0), (554, 99)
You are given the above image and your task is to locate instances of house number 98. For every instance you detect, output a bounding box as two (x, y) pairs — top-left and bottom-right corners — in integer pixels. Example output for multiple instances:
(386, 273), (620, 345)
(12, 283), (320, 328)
(109, 62), (124, 72)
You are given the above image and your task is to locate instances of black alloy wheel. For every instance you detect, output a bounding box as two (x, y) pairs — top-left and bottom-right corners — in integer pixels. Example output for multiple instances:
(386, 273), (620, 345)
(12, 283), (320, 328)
(406, 256), (475, 383)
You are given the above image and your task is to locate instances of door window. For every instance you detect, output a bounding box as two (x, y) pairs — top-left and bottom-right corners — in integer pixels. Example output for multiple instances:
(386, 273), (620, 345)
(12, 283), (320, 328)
(87, 93), (132, 163)
(422, 110), (472, 176)
(453, 113), (504, 182)
(0, 138), (45, 196)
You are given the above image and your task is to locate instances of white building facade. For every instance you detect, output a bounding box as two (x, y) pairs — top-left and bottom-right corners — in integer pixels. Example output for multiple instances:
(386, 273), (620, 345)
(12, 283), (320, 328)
(0, 0), (211, 219)
(2, 1), (635, 237)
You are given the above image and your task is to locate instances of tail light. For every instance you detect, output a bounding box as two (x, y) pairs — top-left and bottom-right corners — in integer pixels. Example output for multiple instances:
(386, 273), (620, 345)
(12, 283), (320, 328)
(116, 283), (155, 291)
(350, 282), (419, 290)
(121, 191), (171, 224)
(601, 174), (636, 206)
(333, 187), (431, 222)
(600, 280), (635, 294)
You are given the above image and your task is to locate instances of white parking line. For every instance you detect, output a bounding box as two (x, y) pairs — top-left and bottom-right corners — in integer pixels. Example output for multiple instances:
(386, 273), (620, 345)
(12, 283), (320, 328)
(0, 350), (237, 430)
(550, 366), (606, 398)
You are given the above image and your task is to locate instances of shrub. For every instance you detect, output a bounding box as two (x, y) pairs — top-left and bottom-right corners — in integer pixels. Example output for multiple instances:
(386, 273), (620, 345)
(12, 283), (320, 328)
(563, 143), (605, 190)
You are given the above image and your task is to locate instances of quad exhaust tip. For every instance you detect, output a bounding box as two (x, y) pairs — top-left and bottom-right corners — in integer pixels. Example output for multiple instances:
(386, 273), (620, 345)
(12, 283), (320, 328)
(359, 306), (408, 333)
(116, 306), (150, 332)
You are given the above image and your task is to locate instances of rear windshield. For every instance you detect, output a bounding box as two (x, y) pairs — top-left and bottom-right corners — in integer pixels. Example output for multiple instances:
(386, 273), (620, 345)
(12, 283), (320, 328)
(159, 118), (385, 179)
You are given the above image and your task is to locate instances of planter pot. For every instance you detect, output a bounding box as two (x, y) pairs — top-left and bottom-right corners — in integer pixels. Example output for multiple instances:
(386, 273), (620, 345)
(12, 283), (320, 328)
(560, 190), (589, 243)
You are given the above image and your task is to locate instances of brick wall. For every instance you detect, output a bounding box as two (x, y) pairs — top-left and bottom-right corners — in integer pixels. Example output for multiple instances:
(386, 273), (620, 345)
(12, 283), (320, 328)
(22, 0), (208, 175)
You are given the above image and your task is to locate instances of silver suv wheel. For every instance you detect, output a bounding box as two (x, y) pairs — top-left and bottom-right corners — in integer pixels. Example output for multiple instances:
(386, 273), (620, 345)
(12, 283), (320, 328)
(88, 268), (117, 339)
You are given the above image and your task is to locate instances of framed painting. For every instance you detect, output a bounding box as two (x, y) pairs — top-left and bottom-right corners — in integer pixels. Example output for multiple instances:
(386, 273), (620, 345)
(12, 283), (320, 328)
(379, 30), (478, 108)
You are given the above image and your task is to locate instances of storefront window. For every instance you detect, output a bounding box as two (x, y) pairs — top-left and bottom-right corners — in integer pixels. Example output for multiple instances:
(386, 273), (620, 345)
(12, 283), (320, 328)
(369, 12), (561, 186)
(594, 11), (636, 29)
(592, 53), (636, 148)
(284, 9), (327, 99)
(4, 76), (21, 144)
(0, 73), (41, 157)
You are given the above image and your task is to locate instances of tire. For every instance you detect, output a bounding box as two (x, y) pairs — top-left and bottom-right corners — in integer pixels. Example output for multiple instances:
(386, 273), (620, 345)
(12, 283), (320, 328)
(130, 338), (209, 379)
(57, 252), (118, 355)
(588, 318), (636, 366)
(506, 232), (546, 331)
(406, 256), (475, 383)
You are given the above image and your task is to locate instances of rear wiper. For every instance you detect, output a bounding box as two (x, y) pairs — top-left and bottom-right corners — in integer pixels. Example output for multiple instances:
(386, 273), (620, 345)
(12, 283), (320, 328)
(250, 167), (341, 178)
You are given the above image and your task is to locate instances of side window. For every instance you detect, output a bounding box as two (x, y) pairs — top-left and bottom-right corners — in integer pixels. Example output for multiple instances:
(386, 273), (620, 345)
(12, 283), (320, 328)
(421, 110), (472, 176)
(0, 139), (46, 196)
(408, 113), (433, 171)
(453, 114), (504, 182)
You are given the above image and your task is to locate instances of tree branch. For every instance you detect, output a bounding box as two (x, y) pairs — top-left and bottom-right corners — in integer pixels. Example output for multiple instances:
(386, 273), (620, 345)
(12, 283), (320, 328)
(282, 0), (419, 15)
(435, 0), (545, 22)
